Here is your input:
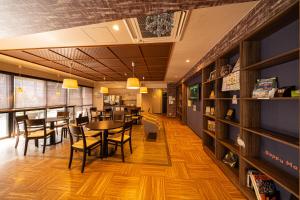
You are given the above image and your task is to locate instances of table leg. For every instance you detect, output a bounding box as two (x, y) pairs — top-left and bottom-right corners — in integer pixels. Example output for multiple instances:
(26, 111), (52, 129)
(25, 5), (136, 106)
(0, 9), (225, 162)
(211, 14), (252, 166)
(103, 129), (108, 157)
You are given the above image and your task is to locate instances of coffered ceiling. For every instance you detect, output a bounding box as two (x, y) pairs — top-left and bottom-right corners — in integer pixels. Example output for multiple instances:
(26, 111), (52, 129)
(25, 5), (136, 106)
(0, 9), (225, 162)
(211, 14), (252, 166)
(0, 0), (257, 38)
(0, 43), (172, 81)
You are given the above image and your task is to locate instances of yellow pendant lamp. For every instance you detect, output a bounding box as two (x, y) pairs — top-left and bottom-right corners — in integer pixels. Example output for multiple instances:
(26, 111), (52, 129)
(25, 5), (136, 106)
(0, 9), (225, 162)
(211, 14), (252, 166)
(100, 77), (109, 94)
(62, 62), (78, 89)
(127, 62), (140, 89)
(140, 76), (148, 93)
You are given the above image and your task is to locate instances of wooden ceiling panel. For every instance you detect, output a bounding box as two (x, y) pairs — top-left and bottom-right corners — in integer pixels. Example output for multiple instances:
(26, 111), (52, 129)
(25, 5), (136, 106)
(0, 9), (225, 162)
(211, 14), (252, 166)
(0, 50), (45, 61)
(145, 58), (169, 66)
(25, 49), (68, 61)
(109, 46), (142, 58)
(140, 43), (172, 57)
(79, 47), (116, 59)
(98, 59), (125, 67)
(121, 58), (146, 67)
(51, 48), (91, 60)
(1, 43), (172, 81)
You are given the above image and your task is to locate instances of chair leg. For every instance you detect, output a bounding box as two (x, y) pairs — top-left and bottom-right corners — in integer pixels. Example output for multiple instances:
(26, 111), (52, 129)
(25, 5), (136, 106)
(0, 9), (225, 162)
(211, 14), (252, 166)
(35, 139), (39, 147)
(15, 134), (19, 148)
(24, 139), (29, 156)
(43, 138), (46, 154)
(68, 148), (73, 169)
(129, 139), (133, 154)
(88, 150), (91, 156)
(114, 143), (118, 152)
(61, 128), (64, 142)
(81, 151), (87, 173)
(121, 144), (125, 162)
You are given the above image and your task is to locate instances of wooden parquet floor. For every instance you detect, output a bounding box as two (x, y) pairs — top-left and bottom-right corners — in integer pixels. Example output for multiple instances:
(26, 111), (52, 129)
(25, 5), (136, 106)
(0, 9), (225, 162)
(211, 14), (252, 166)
(0, 117), (246, 200)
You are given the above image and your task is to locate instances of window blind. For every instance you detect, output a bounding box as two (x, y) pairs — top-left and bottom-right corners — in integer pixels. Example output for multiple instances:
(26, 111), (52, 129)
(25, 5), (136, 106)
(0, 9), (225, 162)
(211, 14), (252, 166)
(14, 76), (46, 108)
(47, 81), (66, 106)
(0, 73), (11, 109)
(82, 87), (93, 105)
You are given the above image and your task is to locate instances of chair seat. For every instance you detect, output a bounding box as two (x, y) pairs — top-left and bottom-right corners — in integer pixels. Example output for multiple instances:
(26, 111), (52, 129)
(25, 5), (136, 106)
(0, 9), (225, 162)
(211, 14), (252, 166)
(85, 130), (101, 137)
(108, 127), (123, 134)
(28, 129), (54, 138)
(132, 116), (140, 120)
(108, 134), (130, 142)
(72, 137), (100, 149)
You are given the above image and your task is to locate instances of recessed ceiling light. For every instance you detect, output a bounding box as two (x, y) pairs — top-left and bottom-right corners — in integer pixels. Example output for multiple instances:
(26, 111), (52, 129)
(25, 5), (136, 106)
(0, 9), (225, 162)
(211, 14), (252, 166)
(186, 59), (190, 63)
(112, 24), (120, 31)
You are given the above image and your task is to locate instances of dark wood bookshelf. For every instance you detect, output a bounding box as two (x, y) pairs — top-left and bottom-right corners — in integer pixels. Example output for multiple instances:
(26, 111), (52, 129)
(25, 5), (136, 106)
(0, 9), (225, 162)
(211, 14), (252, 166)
(218, 118), (241, 128)
(203, 114), (216, 119)
(243, 127), (299, 149)
(242, 156), (299, 198)
(200, 3), (299, 199)
(219, 139), (239, 155)
(243, 48), (299, 71)
(203, 129), (216, 138)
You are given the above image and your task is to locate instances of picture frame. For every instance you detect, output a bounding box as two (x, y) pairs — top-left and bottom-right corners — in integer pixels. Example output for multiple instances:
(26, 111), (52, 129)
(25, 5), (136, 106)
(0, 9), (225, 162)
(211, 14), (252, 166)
(225, 108), (235, 120)
(220, 64), (232, 77)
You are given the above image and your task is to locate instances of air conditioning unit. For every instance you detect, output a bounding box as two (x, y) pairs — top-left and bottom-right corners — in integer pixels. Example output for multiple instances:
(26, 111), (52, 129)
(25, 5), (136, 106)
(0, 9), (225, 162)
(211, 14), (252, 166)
(124, 10), (189, 43)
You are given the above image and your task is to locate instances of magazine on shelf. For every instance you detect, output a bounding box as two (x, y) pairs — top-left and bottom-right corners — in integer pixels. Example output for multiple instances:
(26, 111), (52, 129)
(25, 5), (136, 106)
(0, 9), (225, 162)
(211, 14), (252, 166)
(222, 58), (240, 91)
(249, 171), (277, 200)
(252, 77), (278, 99)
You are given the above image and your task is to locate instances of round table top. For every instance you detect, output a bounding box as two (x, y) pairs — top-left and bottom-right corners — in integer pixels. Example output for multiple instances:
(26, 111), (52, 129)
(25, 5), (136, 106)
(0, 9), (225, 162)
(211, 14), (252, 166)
(86, 120), (123, 130)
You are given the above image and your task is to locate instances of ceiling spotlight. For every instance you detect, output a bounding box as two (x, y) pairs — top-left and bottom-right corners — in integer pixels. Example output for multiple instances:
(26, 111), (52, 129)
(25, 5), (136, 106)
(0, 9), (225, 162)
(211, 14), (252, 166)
(186, 59), (190, 63)
(112, 24), (120, 31)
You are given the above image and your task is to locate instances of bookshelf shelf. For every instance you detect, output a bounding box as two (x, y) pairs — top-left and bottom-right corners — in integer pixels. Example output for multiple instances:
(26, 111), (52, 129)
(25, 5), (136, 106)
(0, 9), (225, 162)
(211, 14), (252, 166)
(203, 129), (216, 138)
(241, 97), (299, 101)
(219, 139), (239, 155)
(203, 114), (216, 119)
(242, 156), (299, 198)
(243, 127), (299, 149)
(218, 118), (241, 128)
(243, 48), (299, 71)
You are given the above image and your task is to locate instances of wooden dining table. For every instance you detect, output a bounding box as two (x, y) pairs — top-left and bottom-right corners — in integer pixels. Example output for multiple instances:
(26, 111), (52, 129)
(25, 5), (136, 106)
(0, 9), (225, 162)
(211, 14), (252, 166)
(86, 120), (124, 157)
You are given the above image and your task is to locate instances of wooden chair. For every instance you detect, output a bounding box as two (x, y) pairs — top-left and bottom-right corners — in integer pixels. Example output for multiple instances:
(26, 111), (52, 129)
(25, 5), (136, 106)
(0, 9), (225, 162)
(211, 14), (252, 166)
(24, 118), (55, 156)
(76, 116), (102, 137)
(100, 109), (112, 121)
(14, 115), (28, 148)
(108, 120), (133, 162)
(56, 111), (69, 141)
(130, 108), (142, 124)
(90, 107), (99, 122)
(68, 125), (102, 173)
(108, 111), (125, 134)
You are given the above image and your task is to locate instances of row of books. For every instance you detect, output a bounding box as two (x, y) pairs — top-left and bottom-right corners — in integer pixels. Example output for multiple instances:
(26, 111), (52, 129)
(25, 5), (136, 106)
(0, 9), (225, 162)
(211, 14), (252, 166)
(247, 170), (278, 200)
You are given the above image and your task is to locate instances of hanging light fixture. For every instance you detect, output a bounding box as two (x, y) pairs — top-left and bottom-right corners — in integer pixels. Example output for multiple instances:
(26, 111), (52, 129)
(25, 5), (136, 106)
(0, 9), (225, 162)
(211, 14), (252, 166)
(127, 61), (140, 89)
(16, 65), (23, 94)
(140, 76), (148, 93)
(100, 77), (109, 94)
(62, 62), (78, 89)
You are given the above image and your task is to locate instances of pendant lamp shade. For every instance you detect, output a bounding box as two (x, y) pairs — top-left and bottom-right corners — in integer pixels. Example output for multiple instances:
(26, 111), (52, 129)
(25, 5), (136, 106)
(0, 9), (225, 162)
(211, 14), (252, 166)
(100, 86), (109, 94)
(62, 79), (78, 89)
(127, 77), (140, 89)
(127, 61), (140, 89)
(140, 86), (148, 93)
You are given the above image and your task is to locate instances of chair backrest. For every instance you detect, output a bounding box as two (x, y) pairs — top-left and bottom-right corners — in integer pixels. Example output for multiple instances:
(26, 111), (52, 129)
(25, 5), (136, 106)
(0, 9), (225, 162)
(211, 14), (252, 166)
(24, 118), (46, 137)
(90, 107), (97, 112)
(57, 111), (69, 118)
(76, 116), (89, 126)
(68, 125), (87, 148)
(113, 111), (125, 122)
(123, 120), (133, 137)
(130, 109), (139, 116)
(15, 115), (28, 134)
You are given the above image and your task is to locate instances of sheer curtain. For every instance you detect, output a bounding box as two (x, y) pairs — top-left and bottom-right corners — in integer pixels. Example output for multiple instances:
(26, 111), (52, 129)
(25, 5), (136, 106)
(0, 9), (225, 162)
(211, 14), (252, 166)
(0, 73), (10, 138)
(47, 81), (66, 106)
(14, 76), (46, 108)
(82, 87), (93, 117)
(68, 87), (82, 117)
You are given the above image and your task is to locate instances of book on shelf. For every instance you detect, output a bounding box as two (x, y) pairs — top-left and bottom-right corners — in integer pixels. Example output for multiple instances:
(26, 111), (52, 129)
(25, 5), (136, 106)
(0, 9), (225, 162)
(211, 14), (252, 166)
(248, 170), (278, 200)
